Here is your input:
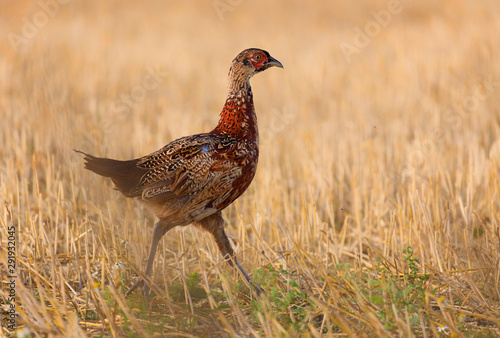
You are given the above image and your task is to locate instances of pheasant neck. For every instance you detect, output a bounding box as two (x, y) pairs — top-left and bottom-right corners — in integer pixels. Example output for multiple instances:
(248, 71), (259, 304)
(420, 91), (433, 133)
(212, 82), (258, 143)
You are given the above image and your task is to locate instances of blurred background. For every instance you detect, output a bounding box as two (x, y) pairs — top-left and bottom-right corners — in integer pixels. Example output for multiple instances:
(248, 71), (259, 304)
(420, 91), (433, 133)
(1, 0), (500, 336)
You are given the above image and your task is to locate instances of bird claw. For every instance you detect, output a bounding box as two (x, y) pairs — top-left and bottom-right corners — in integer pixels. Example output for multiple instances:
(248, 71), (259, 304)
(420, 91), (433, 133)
(125, 278), (151, 297)
(247, 279), (266, 297)
(253, 284), (266, 297)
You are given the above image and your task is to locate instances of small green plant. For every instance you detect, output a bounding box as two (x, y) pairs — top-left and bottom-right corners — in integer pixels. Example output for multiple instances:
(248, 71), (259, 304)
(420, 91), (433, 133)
(252, 266), (314, 334)
(402, 246), (429, 307)
(334, 246), (430, 332)
(168, 272), (207, 302)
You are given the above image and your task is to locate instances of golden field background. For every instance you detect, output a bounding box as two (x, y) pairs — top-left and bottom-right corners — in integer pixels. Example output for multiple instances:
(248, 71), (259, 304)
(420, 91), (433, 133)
(1, 0), (499, 336)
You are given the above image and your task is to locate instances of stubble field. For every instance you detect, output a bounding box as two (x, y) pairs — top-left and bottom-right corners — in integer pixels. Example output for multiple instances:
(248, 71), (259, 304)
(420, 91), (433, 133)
(1, 0), (500, 336)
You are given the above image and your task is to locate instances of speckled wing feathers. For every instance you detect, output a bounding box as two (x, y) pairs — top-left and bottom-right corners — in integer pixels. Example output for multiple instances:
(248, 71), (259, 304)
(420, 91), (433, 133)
(130, 135), (213, 198)
(129, 133), (257, 216)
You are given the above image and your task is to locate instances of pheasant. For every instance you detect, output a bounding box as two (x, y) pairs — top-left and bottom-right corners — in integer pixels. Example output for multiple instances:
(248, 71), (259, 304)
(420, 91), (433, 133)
(77, 48), (283, 296)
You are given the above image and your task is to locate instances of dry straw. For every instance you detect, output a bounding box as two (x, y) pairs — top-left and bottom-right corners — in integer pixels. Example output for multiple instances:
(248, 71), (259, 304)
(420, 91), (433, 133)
(1, 0), (499, 336)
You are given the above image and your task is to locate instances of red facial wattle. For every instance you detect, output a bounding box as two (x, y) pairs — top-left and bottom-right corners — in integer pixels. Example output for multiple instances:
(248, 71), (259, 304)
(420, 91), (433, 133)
(249, 53), (268, 69)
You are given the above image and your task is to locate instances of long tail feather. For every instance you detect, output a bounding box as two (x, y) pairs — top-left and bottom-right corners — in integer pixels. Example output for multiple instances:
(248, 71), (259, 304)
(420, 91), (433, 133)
(74, 150), (144, 197)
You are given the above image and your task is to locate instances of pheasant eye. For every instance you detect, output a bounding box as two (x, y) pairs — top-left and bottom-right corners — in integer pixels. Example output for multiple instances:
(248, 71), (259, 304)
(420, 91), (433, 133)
(253, 54), (261, 62)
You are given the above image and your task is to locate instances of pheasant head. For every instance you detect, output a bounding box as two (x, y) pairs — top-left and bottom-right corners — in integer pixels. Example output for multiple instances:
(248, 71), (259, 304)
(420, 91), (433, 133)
(227, 48), (283, 93)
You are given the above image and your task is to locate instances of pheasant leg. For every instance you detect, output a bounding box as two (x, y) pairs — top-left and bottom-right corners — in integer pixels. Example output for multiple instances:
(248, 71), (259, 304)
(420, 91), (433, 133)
(126, 220), (174, 297)
(197, 213), (265, 296)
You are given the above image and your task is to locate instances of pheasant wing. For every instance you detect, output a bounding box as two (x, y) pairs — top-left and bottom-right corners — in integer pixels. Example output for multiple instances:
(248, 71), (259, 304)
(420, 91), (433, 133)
(130, 134), (238, 202)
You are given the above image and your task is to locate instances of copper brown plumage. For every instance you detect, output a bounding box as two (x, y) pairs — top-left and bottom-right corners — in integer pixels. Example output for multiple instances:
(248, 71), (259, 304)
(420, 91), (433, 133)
(76, 48), (283, 296)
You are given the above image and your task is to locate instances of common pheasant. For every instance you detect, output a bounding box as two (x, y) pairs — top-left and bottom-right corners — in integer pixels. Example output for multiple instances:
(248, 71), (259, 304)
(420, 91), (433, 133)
(77, 48), (283, 296)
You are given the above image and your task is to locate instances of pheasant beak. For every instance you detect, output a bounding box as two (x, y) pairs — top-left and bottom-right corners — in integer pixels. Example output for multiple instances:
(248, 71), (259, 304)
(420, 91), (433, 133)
(265, 56), (284, 69)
